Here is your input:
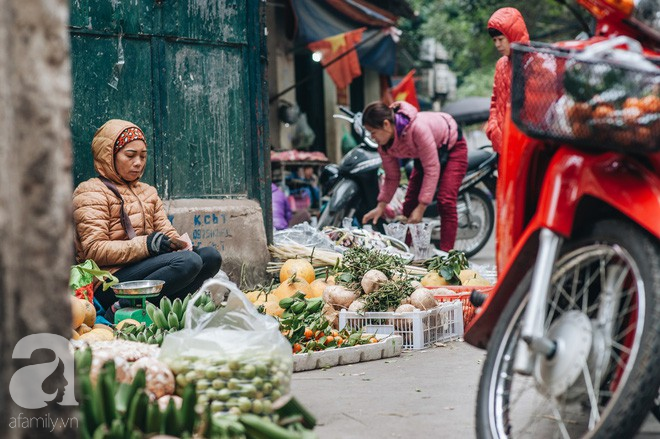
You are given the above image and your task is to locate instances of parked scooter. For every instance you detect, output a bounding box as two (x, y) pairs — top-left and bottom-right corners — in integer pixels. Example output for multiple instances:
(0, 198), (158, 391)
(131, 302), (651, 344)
(465, 1), (660, 437)
(318, 106), (497, 258)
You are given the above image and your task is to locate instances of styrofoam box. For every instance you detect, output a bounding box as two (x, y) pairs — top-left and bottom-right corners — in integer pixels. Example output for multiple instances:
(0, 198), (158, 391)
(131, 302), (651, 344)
(293, 335), (402, 372)
(338, 301), (464, 350)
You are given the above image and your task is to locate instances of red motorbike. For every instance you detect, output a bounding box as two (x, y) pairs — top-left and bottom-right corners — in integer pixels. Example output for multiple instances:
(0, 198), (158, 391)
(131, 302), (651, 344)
(465, 0), (660, 437)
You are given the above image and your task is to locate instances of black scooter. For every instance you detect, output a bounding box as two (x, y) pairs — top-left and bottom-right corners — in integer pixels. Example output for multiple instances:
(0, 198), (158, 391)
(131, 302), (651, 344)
(318, 104), (497, 258)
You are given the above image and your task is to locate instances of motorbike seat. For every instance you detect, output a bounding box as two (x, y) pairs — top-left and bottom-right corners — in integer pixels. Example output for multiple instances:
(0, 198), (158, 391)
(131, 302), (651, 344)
(467, 148), (494, 172)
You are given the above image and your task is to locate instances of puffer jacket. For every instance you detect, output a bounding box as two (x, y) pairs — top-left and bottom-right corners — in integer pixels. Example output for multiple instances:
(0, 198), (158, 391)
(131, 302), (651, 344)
(486, 7), (529, 152)
(377, 101), (460, 206)
(73, 119), (180, 272)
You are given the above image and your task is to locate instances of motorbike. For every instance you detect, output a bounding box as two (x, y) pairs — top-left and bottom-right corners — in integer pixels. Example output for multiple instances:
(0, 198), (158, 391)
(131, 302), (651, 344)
(464, 1), (660, 437)
(317, 105), (497, 258)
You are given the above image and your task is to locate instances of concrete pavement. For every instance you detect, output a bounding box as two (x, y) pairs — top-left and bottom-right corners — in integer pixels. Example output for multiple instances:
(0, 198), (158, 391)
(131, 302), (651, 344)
(290, 234), (660, 438)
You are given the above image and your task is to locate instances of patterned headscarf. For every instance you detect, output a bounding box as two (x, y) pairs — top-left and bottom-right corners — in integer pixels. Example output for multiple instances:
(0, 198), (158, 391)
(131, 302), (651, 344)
(114, 127), (146, 155)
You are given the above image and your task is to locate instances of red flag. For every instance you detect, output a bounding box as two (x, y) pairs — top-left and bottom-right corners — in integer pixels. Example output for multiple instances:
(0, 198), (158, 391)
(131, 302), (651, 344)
(308, 28), (366, 90)
(391, 69), (420, 110)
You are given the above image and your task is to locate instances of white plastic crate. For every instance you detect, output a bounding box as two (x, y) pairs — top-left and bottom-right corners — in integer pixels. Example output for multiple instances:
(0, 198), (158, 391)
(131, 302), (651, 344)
(338, 301), (464, 350)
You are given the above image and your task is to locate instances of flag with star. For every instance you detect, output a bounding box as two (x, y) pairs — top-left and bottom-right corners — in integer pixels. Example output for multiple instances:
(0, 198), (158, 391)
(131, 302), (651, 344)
(307, 28), (366, 90)
(391, 69), (420, 110)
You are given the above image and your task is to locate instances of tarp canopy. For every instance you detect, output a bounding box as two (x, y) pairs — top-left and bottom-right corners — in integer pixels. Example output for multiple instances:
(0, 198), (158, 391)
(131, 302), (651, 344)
(442, 97), (491, 125)
(290, 0), (399, 76)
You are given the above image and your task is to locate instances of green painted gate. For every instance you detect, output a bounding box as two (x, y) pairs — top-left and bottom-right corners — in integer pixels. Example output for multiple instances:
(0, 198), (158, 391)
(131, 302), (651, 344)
(68, 0), (270, 226)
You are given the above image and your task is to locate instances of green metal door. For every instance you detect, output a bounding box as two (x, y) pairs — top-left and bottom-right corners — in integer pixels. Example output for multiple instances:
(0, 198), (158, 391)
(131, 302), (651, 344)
(69, 0), (269, 219)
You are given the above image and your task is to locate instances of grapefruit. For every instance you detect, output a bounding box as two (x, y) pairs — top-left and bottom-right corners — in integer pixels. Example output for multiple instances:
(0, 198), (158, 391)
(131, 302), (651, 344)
(279, 259), (315, 284)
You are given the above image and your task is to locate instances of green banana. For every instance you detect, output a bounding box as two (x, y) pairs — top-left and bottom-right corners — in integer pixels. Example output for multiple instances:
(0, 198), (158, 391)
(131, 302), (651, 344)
(178, 314), (186, 330)
(172, 298), (184, 321)
(152, 308), (169, 330)
(136, 332), (147, 343)
(91, 424), (107, 439)
(146, 303), (157, 323)
(240, 414), (300, 439)
(167, 311), (180, 330)
(160, 296), (172, 317)
(161, 397), (180, 435)
(99, 370), (117, 427)
(179, 383), (196, 434)
(155, 332), (164, 346)
(145, 402), (161, 434)
(75, 347), (93, 375)
(203, 301), (216, 313)
(80, 375), (101, 434)
(126, 389), (149, 432)
(182, 294), (191, 313)
(109, 418), (124, 438)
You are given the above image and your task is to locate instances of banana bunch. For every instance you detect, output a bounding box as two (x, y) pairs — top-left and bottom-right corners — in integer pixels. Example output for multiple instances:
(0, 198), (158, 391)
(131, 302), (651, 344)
(116, 292), (220, 346)
(75, 347), (197, 439)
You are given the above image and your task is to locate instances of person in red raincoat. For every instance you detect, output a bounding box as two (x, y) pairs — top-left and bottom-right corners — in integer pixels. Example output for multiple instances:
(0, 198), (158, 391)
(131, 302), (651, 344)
(486, 7), (530, 153)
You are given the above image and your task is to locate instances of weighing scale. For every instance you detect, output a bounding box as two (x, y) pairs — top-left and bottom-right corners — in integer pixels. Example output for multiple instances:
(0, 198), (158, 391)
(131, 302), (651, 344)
(111, 280), (165, 325)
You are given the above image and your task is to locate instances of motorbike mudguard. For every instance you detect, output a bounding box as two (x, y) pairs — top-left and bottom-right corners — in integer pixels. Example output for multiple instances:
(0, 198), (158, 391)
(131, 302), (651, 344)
(465, 147), (660, 349)
(327, 179), (359, 213)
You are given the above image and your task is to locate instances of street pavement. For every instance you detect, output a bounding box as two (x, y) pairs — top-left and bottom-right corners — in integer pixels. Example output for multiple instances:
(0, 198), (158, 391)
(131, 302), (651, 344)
(290, 234), (660, 438)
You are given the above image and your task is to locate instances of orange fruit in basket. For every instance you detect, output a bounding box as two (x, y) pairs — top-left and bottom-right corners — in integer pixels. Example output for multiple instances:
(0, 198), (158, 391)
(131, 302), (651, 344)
(639, 95), (660, 114)
(279, 258), (315, 284)
(623, 97), (640, 110)
(592, 104), (615, 119)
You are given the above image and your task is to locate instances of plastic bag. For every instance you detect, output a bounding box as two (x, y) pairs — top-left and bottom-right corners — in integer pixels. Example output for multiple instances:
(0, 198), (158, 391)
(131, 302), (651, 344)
(274, 222), (336, 251)
(158, 276), (293, 417)
(69, 259), (118, 302)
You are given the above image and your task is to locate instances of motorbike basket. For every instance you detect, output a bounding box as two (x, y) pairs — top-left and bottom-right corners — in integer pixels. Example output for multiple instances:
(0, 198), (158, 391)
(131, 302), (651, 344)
(510, 42), (660, 153)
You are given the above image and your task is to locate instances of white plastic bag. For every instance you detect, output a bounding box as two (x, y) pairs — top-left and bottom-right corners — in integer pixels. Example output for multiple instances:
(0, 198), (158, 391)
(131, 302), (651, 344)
(159, 277), (293, 416)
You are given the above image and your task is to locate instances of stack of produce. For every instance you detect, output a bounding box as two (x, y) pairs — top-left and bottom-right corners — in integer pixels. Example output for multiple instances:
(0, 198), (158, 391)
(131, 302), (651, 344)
(421, 250), (491, 287)
(278, 293), (379, 354)
(74, 346), (317, 438)
(69, 296), (114, 342)
(166, 354), (290, 419)
(114, 292), (221, 346)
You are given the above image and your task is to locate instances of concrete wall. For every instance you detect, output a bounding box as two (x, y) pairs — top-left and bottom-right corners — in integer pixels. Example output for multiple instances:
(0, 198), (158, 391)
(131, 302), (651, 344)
(164, 199), (270, 288)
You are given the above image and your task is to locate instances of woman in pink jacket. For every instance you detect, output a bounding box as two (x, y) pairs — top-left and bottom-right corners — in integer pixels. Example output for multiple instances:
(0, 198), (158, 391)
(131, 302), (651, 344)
(362, 101), (468, 252)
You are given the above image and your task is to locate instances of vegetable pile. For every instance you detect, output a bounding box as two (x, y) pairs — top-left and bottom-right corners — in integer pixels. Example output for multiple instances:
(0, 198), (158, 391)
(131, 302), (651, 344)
(115, 292), (222, 345)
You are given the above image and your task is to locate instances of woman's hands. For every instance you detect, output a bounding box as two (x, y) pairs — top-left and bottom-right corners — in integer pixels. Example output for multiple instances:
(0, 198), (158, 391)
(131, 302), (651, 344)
(407, 203), (428, 224)
(362, 202), (387, 225)
(146, 232), (186, 256)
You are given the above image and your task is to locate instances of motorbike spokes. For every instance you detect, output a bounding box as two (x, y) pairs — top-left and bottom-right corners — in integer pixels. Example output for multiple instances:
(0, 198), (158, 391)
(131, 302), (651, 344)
(490, 244), (645, 437)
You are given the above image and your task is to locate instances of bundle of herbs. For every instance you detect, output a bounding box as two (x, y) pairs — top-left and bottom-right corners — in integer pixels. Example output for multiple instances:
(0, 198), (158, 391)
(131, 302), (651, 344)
(424, 250), (470, 285)
(361, 278), (414, 312)
(335, 246), (406, 291)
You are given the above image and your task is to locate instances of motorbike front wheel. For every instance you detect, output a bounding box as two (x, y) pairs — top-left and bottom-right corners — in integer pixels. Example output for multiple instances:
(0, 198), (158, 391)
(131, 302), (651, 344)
(476, 219), (660, 438)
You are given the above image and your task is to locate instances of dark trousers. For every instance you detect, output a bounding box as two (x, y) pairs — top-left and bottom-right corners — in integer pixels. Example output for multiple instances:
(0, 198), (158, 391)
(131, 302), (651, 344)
(96, 246), (222, 310)
(402, 139), (468, 252)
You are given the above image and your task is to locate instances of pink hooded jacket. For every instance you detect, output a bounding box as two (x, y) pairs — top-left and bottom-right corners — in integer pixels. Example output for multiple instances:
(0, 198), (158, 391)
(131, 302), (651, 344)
(486, 8), (529, 152)
(377, 101), (460, 206)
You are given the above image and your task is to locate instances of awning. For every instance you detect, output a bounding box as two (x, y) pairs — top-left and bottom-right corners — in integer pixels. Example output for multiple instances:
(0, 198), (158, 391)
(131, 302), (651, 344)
(289, 0), (400, 76)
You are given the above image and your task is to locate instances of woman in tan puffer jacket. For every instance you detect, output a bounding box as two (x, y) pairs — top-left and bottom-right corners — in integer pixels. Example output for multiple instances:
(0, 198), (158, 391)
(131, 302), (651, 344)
(73, 119), (222, 322)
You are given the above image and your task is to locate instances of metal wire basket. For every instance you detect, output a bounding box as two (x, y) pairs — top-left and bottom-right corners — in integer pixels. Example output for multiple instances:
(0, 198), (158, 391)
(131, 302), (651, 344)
(510, 42), (660, 153)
